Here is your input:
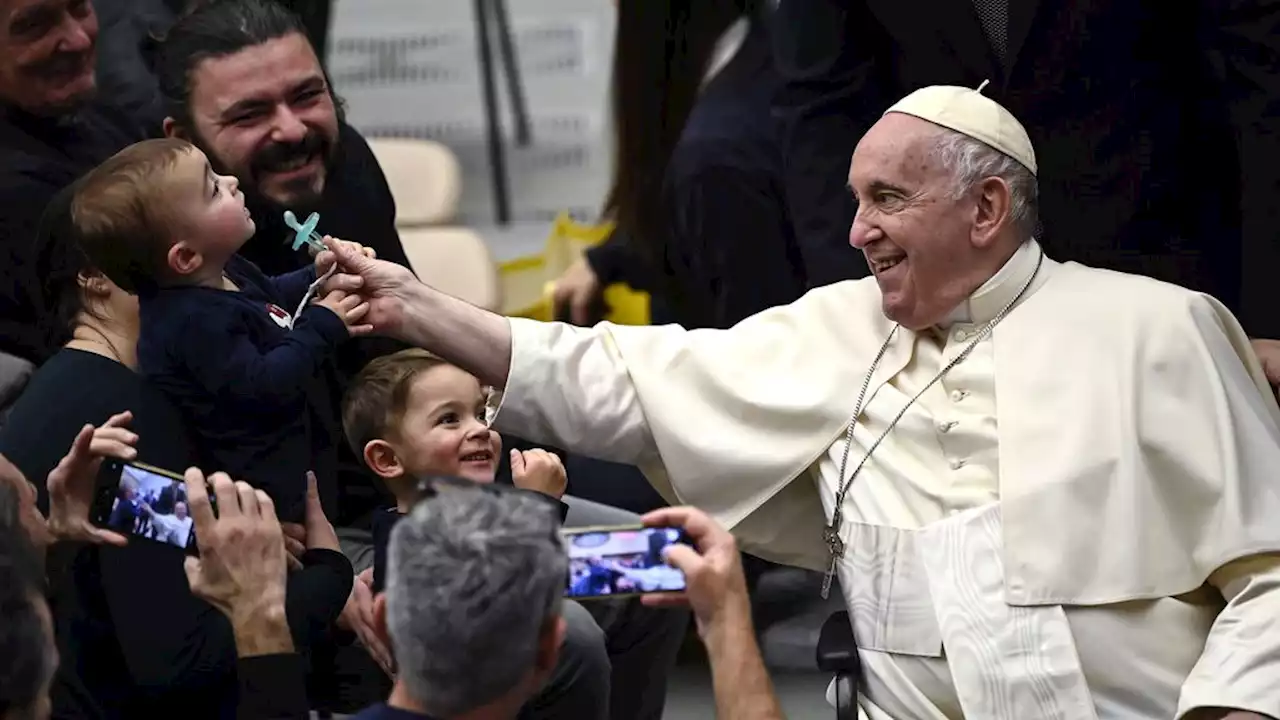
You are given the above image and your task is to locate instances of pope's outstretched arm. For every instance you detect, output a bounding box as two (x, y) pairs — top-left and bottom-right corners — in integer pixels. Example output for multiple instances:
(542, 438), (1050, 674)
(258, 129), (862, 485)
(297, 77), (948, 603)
(321, 243), (860, 569)
(318, 242), (650, 461)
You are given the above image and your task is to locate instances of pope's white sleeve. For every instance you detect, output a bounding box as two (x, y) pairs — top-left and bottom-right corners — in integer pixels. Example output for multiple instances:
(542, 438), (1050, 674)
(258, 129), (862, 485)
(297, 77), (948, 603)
(488, 318), (659, 467)
(1176, 553), (1280, 719)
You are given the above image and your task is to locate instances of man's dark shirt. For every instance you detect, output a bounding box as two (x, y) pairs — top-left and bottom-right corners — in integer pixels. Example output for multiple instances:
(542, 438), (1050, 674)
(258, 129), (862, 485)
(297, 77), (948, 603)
(238, 121), (413, 529)
(0, 103), (147, 362)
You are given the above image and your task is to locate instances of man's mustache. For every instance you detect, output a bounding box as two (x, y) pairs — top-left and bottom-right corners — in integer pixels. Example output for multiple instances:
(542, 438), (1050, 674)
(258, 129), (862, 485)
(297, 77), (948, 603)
(252, 132), (330, 174)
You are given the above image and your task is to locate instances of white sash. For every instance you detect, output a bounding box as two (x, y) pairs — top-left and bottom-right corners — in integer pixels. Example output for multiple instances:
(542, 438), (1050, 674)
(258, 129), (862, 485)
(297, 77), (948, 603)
(915, 504), (1098, 720)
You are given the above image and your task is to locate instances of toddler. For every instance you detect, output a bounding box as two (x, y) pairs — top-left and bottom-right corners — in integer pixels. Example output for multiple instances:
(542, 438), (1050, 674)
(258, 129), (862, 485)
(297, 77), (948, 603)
(72, 138), (371, 520)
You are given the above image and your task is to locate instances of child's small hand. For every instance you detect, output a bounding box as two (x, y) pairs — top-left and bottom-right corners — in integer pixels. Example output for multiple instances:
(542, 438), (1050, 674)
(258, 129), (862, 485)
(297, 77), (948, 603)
(510, 448), (567, 500)
(315, 236), (376, 270)
(314, 288), (373, 335)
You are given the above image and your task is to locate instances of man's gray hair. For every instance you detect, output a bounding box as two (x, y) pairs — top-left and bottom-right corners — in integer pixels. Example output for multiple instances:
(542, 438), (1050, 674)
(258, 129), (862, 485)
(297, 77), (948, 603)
(386, 485), (567, 717)
(931, 129), (1040, 238)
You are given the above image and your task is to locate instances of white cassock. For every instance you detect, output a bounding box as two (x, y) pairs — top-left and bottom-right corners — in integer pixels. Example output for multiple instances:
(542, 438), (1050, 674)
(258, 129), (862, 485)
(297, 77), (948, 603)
(489, 240), (1280, 719)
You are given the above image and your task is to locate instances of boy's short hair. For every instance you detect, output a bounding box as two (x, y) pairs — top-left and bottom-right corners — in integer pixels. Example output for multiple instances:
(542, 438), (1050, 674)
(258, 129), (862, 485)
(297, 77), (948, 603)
(71, 137), (194, 293)
(343, 349), (453, 458)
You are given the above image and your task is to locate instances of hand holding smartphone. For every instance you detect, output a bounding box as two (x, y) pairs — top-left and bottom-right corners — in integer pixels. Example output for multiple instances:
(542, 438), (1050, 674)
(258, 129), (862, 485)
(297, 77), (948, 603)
(92, 460), (214, 554)
(562, 524), (692, 600)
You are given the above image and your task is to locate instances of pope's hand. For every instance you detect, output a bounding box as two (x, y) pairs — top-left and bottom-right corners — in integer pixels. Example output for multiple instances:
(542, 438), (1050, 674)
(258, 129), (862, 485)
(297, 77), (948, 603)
(313, 235), (376, 269)
(318, 238), (416, 337)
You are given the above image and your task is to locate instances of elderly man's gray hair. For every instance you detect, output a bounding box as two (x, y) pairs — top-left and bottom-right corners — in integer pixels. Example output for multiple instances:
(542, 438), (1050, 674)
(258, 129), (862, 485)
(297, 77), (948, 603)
(931, 129), (1040, 238)
(386, 485), (567, 717)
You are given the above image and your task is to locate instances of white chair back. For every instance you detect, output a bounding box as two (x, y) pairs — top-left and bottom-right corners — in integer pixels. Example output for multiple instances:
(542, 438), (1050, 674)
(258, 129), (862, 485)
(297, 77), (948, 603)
(400, 227), (502, 312)
(367, 138), (463, 227)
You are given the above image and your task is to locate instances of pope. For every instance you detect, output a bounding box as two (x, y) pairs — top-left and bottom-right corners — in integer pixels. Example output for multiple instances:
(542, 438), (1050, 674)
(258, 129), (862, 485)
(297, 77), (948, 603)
(319, 86), (1280, 720)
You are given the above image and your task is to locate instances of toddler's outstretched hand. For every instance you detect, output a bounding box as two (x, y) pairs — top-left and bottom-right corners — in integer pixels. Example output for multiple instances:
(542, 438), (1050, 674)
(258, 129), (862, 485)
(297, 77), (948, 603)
(314, 288), (373, 335)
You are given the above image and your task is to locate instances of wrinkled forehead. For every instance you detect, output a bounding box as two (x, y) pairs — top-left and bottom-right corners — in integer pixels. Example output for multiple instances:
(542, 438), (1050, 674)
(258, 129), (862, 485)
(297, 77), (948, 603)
(848, 113), (946, 189)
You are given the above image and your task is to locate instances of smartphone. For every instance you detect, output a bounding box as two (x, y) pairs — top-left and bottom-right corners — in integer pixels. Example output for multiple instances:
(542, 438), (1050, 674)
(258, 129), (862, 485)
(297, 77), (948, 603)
(93, 460), (208, 553)
(563, 525), (691, 600)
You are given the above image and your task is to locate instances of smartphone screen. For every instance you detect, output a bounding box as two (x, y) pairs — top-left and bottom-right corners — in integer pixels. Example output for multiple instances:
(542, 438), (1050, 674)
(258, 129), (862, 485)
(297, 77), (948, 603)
(93, 460), (205, 552)
(563, 525), (689, 599)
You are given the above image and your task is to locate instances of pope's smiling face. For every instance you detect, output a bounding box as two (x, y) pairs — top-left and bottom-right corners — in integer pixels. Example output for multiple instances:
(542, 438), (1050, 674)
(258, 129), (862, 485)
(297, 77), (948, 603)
(847, 113), (1012, 330)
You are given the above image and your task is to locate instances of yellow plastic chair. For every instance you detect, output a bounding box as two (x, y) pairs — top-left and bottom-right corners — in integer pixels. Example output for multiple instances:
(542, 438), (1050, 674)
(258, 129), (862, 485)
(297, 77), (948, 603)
(499, 213), (650, 325)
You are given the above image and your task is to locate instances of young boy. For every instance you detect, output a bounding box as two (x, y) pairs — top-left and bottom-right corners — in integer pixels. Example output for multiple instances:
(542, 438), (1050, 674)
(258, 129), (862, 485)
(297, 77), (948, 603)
(340, 348), (568, 592)
(71, 138), (372, 521)
(343, 349), (690, 720)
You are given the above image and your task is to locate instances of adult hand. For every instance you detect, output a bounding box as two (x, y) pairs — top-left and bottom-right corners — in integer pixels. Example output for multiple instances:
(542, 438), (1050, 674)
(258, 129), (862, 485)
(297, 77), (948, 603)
(301, 470), (340, 552)
(317, 238), (418, 337)
(638, 506), (752, 640)
(182, 468), (292, 656)
(46, 411), (137, 547)
(275, 471), (336, 567)
(312, 235), (376, 264)
(1250, 339), (1280, 395)
(510, 448), (567, 500)
(338, 567), (395, 676)
(551, 257), (602, 326)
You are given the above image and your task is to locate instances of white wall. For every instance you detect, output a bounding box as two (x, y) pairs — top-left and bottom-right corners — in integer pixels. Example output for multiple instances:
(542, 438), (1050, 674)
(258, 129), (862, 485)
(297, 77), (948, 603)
(329, 0), (616, 226)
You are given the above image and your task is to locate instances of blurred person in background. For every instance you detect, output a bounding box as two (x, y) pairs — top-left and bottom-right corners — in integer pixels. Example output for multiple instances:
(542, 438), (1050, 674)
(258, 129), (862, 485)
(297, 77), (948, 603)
(550, 0), (805, 527)
(554, 0), (802, 331)
(550, 0), (807, 519)
(0, 0), (147, 368)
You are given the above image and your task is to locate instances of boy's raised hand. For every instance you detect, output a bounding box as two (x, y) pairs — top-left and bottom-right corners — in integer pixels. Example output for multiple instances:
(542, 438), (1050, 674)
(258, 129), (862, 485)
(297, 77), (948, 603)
(510, 448), (567, 499)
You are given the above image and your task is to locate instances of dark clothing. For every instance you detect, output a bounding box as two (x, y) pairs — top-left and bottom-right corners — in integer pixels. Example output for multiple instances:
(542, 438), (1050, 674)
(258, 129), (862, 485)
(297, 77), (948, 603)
(235, 654), (312, 720)
(772, 0), (1280, 337)
(585, 230), (659, 296)
(238, 120), (412, 530)
(587, 23), (802, 331)
(0, 348), (353, 719)
(351, 704), (440, 720)
(658, 21), (805, 329)
(280, 0), (334, 64)
(0, 103), (147, 362)
(137, 255), (347, 523)
(93, 0), (178, 132)
(370, 494), (569, 594)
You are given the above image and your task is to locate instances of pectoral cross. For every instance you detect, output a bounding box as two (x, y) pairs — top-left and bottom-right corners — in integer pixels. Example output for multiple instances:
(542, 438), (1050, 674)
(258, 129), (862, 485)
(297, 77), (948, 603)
(821, 511), (845, 600)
